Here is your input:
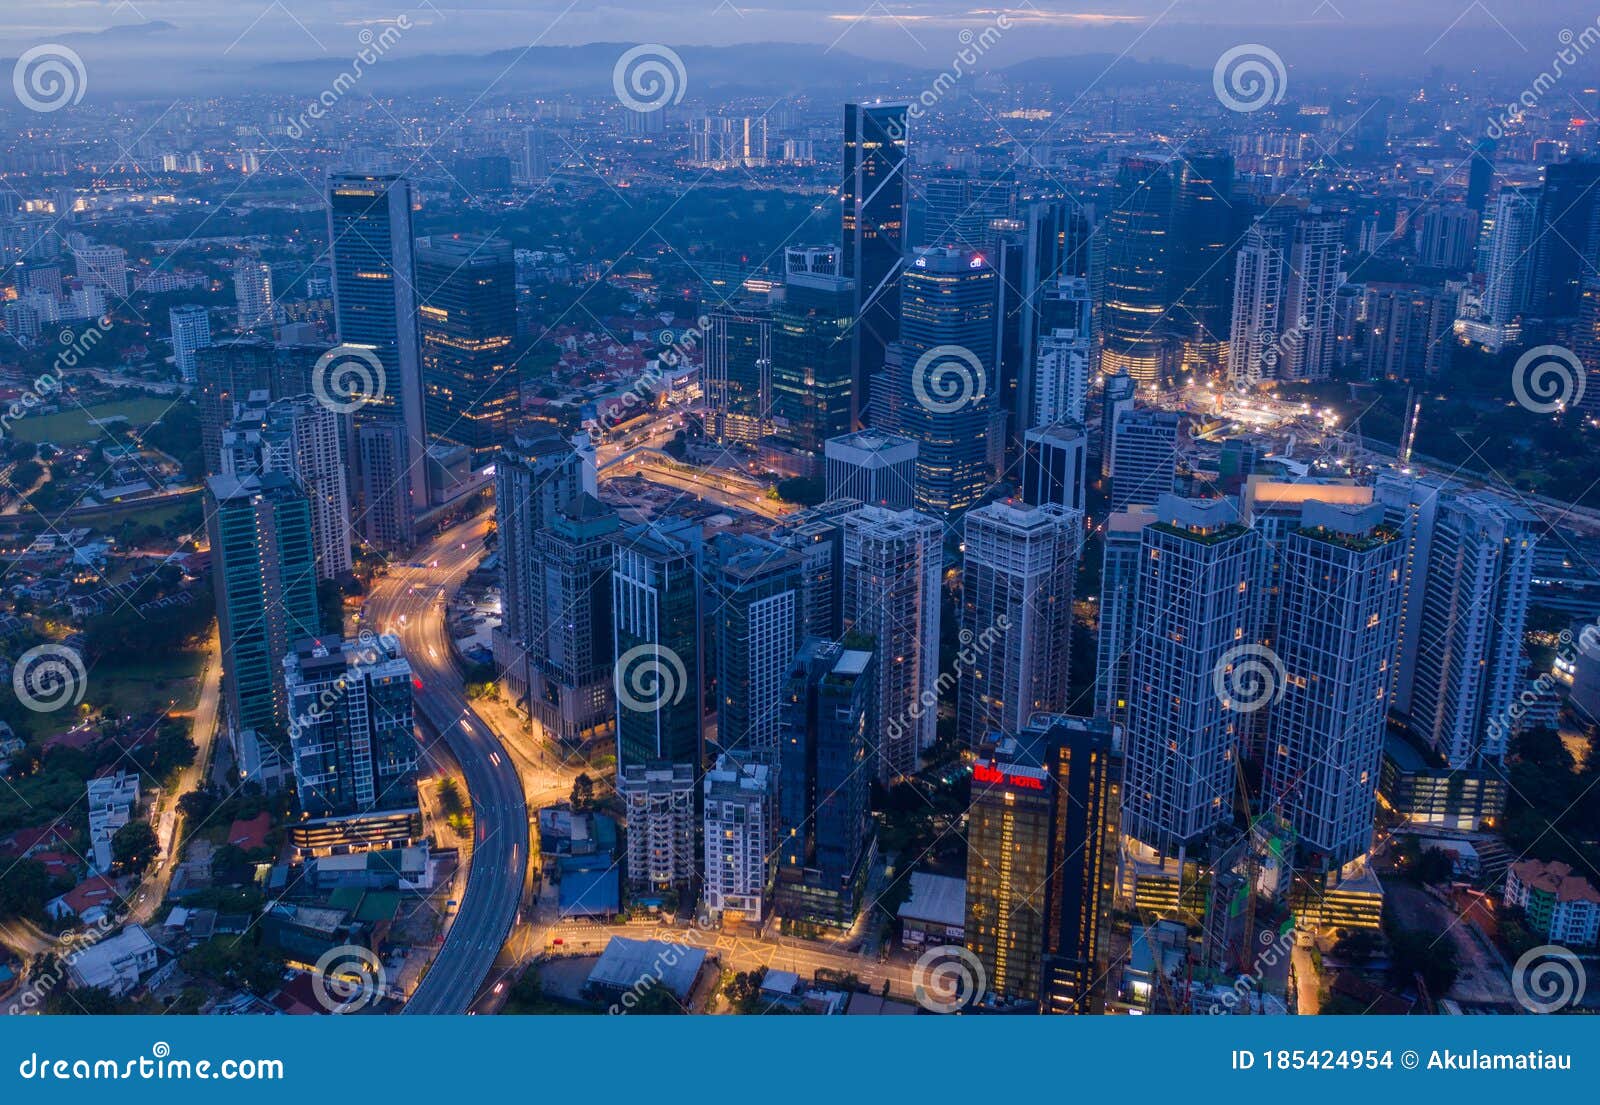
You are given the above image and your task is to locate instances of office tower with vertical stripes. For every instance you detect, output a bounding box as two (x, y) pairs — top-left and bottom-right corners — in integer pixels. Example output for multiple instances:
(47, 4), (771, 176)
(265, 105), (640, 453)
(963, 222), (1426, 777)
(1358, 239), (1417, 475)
(957, 500), (1080, 745)
(530, 494), (619, 748)
(843, 102), (909, 423)
(963, 715), (1120, 1012)
(1109, 408), (1181, 512)
(824, 429), (917, 509)
(492, 430), (594, 706)
(709, 533), (802, 758)
(327, 171), (428, 546)
(840, 506), (942, 781)
(770, 255), (856, 456)
(776, 639), (875, 926)
(206, 472), (321, 787)
(1120, 496), (1252, 862)
(1263, 501), (1403, 871)
(416, 235), (520, 467)
(883, 246), (999, 515)
(705, 305), (773, 445)
(1095, 506), (1155, 724)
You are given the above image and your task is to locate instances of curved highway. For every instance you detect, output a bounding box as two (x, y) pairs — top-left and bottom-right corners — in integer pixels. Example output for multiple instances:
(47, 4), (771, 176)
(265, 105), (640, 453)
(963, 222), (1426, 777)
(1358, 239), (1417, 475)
(365, 513), (529, 1015)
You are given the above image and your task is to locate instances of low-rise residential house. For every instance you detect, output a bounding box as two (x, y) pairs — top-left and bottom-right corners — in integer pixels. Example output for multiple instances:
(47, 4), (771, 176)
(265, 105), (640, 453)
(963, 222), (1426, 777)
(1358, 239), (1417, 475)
(65, 925), (160, 997)
(1505, 859), (1600, 947)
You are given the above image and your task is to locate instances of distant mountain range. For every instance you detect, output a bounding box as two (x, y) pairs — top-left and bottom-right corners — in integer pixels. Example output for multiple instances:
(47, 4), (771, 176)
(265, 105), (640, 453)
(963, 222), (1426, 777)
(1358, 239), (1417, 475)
(5, 29), (1211, 102)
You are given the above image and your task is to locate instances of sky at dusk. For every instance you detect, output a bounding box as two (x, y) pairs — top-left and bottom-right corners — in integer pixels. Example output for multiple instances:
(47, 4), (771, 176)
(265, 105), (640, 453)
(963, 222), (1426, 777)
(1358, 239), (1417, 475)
(3, 0), (1599, 81)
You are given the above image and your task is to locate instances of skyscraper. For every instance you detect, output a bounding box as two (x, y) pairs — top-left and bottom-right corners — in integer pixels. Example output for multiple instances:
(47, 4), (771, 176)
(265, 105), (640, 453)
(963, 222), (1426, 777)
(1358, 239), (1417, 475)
(206, 473), (321, 782)
(840, 506), (943, 781)
(1098, 158), (1176, 386)
(416, 234), (520, 467)
(1099, 371), (1137, 479)
(1109, 408), (1181, 512)
(1396, 490), (1538, 771)
(776, 638), (875, 927)
(234, 256), (274, 332)
(493, 430), (594, 704)
(283, 634), (419, 824)
(1478, 186), (1539, 349)
(1532, 159), (1600, 317)
(963, 715), (1120, 1012)
(704, 305), (773, 445)
(255, 395), (353, 581)
(327, 171), (428, 544)
(1021, 422), (1088, 516)
(194, 341), (326, 477)
(1033, 325), (1092, 428)
(1120, 496), (1252, 862)
(529, 494), (619, 747)
(1416, 203), (1478, 270)
(612, 518), (704, 771)
(1170, 150), (1239, 374)
(702, 751), (775, 924)
(1001, 202), (1094, 439)
(1228, 207), (1342, 385)
(882, 246), (999, 515)
(1264, 501), (1403, 872)
(708, 533), (802, 758)
(770, 251), (855, 457)
(957, 500), (1079, 744)
(823, 429), (917, 509)
(842, 102), (909, 423)
(1094, 506), (1155, 724)
(169, 304), (212, 383)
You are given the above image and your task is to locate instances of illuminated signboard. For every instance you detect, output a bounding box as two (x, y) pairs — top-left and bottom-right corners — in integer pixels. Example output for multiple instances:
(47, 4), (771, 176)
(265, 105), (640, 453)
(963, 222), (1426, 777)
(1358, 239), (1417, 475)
(973, 761), (1044, 790)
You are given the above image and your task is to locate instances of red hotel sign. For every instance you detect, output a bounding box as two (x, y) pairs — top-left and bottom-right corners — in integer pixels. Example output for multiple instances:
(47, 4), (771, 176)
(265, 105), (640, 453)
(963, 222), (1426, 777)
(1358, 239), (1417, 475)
(973, 762), (1045, 790)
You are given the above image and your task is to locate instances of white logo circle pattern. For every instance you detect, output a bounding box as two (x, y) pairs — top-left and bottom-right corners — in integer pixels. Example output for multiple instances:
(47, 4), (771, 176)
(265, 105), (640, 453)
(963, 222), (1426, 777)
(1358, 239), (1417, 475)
(1511, 345), (1585, 414)
(311, 944), (387, 1013)
(311, 345), (387, 414)
(912, 944), (985, 1013)
(612, 45), (687, 113)
(1512, 945), (1586, 1014)
(1213, 644), (1286, 714)
(1213, 45), (1287, 113)
(13, 45), (87, 113)
(12, 643), (87, 713)
(613, 644), (688, 713)
(911, 344), (986, 414)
